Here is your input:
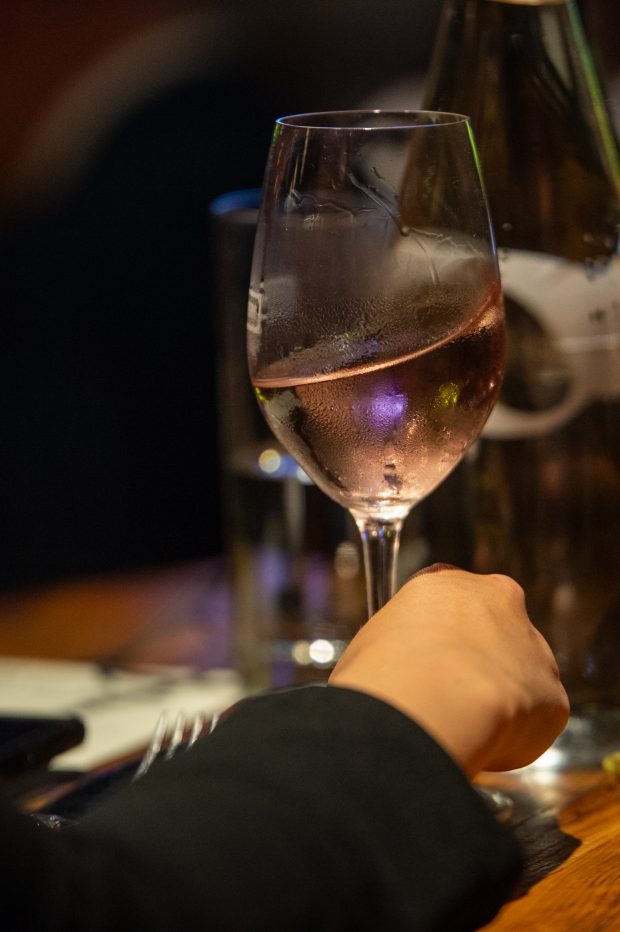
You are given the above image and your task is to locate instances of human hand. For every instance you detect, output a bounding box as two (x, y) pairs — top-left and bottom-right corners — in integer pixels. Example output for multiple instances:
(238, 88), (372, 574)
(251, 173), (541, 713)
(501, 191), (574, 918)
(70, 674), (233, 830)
(328, 566), (569, 777)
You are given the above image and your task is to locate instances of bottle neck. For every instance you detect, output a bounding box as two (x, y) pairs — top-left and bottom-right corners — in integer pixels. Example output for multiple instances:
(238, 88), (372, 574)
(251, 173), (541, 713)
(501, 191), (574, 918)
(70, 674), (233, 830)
(424, 0), (582, 124)
(479, 0), (567, 5)
(424, 0), (619, 258)
(439, 0), (568, 9)
(428, 0), (574, 60)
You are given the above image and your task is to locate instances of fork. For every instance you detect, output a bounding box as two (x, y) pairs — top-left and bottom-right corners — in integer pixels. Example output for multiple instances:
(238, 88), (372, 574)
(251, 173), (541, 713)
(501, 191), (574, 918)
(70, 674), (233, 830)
(132, 710), (219, 781)
(31, 710), (221, 828)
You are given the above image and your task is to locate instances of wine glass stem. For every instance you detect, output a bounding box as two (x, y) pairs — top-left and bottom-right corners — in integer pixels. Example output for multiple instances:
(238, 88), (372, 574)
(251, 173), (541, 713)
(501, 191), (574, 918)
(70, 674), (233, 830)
(354, 516), (403, 618)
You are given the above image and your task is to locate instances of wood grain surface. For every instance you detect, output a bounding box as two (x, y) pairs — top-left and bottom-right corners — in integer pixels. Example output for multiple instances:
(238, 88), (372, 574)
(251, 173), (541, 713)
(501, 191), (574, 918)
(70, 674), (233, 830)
(479, 769), (620, 930)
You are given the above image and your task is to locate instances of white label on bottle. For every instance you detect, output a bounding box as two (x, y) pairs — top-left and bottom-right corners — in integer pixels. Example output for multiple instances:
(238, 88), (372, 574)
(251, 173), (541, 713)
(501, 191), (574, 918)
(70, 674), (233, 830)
(484, 249), (620, 439)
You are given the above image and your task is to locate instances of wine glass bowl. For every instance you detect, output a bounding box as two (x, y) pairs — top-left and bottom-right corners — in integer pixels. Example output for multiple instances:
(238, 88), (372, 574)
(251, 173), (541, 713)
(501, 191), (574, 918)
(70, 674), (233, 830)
(248, 111), (505, 616)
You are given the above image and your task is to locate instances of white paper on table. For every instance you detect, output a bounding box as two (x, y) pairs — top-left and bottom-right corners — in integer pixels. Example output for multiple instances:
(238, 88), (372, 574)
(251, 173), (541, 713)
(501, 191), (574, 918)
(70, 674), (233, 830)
(0, 658), (246, 770)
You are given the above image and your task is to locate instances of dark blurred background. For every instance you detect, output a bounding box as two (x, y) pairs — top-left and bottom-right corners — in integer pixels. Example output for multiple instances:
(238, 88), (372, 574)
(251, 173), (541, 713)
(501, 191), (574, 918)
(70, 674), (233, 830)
(0, 0), (616, 592)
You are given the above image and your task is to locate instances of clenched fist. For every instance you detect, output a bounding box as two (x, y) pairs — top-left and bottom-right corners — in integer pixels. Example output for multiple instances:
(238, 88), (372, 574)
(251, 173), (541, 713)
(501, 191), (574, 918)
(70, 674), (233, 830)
(329, 566), (569, 777)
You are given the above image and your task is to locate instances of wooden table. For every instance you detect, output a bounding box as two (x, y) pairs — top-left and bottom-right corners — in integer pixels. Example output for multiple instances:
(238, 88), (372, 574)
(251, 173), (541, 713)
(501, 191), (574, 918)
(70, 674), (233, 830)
(477, 767), (620, 930)
(1, 561), (620, 930)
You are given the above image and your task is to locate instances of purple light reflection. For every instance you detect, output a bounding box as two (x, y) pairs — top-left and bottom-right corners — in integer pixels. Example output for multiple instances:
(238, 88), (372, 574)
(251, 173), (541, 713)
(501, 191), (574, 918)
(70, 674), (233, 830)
(367, 390), (407, 429)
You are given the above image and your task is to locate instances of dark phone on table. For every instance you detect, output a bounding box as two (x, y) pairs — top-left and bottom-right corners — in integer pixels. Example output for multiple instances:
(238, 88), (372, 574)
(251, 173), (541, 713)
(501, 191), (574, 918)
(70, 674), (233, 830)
(0, 715), (85, 777)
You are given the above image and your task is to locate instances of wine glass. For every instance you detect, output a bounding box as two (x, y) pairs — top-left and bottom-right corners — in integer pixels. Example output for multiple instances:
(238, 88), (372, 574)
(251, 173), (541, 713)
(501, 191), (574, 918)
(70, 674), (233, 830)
(247, 111), (505, 619)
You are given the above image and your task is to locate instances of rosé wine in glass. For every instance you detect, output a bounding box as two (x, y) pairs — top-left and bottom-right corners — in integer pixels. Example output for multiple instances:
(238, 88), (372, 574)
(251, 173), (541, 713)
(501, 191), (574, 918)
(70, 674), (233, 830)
(247, 110), (505, 617)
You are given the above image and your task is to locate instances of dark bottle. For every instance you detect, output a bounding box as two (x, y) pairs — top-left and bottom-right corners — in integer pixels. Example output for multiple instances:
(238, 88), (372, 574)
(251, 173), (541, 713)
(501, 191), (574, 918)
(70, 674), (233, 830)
(423, 0), (620, 761)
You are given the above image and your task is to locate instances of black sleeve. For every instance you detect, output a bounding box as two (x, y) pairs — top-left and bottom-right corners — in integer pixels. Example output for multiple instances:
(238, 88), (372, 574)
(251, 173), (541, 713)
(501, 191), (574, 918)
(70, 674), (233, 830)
(1, 686), (522, 932)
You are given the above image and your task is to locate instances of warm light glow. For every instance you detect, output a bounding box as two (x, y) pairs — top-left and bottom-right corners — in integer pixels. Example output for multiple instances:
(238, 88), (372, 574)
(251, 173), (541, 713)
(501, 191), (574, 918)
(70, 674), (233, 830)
(292, 640), (311, 665)
(528, 747), (565, 771)
(309, 639), (336, 666)
(258, 448), (282, 474)
(334, 541), (360, 580)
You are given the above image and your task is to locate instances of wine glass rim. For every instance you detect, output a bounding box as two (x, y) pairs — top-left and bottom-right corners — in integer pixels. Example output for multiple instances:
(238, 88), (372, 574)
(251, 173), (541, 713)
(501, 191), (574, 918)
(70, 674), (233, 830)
(276, 109), (471, 130)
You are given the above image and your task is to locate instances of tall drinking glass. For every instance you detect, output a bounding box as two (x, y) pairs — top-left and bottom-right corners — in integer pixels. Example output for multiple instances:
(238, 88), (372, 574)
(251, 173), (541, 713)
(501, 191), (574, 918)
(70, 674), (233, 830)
(247, 111), (505, 618)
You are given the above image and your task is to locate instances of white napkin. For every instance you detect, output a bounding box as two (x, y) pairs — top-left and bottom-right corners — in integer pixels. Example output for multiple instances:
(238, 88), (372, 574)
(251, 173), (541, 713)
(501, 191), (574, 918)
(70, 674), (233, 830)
(0, 658), (246, 770)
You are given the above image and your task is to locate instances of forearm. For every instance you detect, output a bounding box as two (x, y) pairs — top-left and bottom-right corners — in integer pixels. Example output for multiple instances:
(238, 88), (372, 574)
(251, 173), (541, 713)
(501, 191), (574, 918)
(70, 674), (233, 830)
(3, 687), (522, 931)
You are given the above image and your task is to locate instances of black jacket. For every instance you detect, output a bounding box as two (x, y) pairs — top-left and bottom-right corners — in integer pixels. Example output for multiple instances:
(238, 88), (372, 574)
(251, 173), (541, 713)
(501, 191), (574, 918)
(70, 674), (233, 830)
(1, 686), (521, 931)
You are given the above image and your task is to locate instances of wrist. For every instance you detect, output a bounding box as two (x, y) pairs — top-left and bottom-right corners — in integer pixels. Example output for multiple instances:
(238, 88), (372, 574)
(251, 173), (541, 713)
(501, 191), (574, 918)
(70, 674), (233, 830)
(329, 662), (507, 778)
